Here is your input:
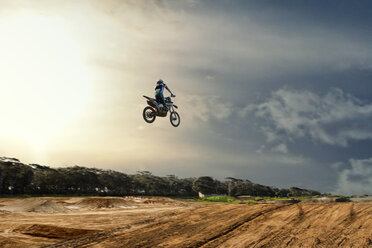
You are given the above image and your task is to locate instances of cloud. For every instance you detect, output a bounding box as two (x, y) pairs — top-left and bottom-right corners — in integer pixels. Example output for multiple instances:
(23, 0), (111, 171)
(255, 88), (372, 147)
(272, 143), (288, 154)
(180, 95), (234, 122)
(205, 75), (214, 80)
(336, 158), (372, 195)
(238, 104), (255, 118)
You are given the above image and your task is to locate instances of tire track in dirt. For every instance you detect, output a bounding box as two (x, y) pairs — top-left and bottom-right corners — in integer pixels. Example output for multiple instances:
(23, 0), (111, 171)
(37, 203), (372, 248)
(262, 204), (349, 247)
(210, 203), (372, 248)
(197, 204), (294, 248)
(316, 203), (355, 247)
(202, 204), (309, 247)
(46, 204), (283, 248)
(45, 208), (189, 248)
(201, 203), (308, 248)
(255, 204), (326, 248)
(258, 204), (328, 247)
(116, 205), (278, 248)
(317, 203), (372, 248)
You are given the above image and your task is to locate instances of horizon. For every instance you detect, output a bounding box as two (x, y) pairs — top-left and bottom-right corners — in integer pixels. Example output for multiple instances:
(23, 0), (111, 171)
(1, 0), (372, 195)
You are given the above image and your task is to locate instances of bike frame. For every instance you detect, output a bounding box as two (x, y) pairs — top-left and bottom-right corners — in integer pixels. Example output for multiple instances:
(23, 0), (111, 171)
(143, 95), (178, 116)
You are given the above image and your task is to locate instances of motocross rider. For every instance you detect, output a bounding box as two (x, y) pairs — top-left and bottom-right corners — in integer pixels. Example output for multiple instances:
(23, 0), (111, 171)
(155, 79), (175, 111)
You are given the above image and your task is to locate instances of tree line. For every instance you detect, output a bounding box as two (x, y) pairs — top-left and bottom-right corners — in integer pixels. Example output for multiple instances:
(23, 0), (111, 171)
(0, 157), (320, 197)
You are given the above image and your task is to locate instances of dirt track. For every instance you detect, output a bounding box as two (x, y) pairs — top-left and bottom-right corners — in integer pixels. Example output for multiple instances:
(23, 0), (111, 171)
(0, 197), (371, 247)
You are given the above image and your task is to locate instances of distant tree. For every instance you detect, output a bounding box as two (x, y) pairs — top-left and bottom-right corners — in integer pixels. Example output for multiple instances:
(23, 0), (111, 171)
(289, 187), (320, 197)
(225, 178), (255, 196)
(192, 176), (216, 194)
(225, 177), (242, 196)
(177, 178), (196, 196)
(96, 169), (131, 195)
(252, 184), (275, 197)
(0, 160), (33, 194)
(136, 171), (152, 175)
(0, 157), (323, 197)
(215, 180), (228, 195)
(275, 188), (290, 197)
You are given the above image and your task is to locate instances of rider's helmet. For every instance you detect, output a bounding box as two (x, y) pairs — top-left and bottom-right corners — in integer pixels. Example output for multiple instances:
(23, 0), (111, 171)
(157, 79), (164, 84)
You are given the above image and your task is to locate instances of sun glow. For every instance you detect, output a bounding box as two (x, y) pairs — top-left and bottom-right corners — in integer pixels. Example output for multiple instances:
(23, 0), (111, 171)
(0, 13), (93, 151)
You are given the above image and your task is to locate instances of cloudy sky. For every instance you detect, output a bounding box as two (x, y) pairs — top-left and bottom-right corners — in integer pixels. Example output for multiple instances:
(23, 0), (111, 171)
(1, 0), (372, 195)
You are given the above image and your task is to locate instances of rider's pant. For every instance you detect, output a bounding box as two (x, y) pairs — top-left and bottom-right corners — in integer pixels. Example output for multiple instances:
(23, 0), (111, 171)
(155, 93), (165, 106)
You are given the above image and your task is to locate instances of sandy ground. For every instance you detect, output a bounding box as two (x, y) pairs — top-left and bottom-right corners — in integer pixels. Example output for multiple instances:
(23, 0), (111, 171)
(0, 197), (371, 248)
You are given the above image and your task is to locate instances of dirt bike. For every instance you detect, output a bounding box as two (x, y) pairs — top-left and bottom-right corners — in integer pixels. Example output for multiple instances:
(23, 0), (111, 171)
(142, 95), (180, 127)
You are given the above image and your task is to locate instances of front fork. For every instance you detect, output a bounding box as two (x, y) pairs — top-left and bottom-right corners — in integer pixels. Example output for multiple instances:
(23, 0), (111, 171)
(169, 106), (177, 120)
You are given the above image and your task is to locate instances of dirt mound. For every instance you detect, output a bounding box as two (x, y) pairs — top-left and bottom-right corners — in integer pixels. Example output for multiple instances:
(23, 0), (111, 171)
(14, 224), (97, 239)
(0, 198), (68, 213)
(276, 199), (301, 204)
(76, 197), (131, 209)
(144, 196), (182, 204)
(304, 197), (336, 203)
(0, 210), (11, 214)
(123, 196), (186, 206)
(0, 236), (25, 248)
(75, 196), (185, 209)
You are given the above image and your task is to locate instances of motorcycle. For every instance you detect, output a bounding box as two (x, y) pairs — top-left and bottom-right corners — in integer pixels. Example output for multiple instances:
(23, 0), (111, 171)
(142, 95), (180, 127)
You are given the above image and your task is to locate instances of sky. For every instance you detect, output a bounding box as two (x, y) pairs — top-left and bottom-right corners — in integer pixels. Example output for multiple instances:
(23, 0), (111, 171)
(1, 0), (372, 195)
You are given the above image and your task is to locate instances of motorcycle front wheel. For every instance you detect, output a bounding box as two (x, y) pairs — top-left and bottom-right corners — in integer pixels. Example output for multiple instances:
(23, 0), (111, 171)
(143, 106), (156, 123)
(170, 112), (180, 127)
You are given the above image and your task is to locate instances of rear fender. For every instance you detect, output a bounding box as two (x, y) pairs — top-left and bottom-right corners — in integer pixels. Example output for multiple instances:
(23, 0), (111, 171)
(147, 100), (157, 108)
(144, 96), (158, 109)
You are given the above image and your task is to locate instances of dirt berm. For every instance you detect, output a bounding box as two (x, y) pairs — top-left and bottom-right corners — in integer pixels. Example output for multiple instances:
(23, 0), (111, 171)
(46, 202), (372, 248)
(75, 197), (131, 209)
(13, 224), (97, 239)
(0, 198), (67, 213)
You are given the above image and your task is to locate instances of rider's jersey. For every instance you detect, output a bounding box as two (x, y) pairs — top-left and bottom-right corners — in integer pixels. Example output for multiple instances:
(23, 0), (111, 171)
(155, 83), (166, 95)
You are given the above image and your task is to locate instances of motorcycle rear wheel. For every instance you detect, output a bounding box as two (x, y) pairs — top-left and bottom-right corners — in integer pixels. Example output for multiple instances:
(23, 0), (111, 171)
(143, 106), (156, 123)
(170, 112), (180, 127)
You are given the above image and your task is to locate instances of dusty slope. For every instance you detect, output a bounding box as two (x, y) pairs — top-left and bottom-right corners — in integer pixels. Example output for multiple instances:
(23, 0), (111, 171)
(75, 197), (131, 209)
(203, 203), (372, 248)
(0, 197), (371, 248)
(47, 203), (372, 248)
(0, 198), (67, 213)
(0, 197), (191, 248)
(13, 224), (97, 239)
